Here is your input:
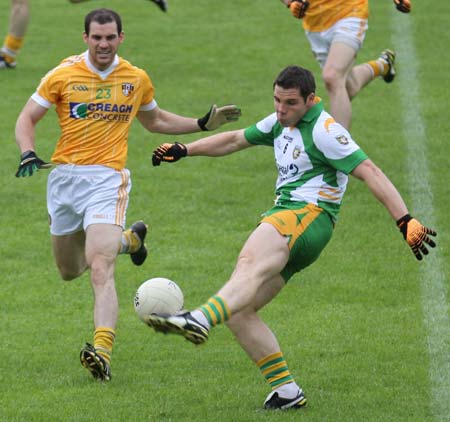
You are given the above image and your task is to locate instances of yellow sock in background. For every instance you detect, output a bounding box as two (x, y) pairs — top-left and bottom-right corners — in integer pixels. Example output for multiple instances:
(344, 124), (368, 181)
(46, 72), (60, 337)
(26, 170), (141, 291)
(1, 34), (24, 63)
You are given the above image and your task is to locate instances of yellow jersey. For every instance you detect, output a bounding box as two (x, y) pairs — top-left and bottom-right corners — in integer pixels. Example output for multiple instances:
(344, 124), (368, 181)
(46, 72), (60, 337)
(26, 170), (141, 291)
(32, 51), (155, 170)
(303, 0), (369, 32)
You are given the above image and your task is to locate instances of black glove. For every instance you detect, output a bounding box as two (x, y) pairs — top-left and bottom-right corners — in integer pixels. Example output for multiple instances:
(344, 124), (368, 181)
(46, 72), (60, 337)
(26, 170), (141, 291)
(393, 0), (411, 13)
(396, 214), (436, 260)
(288, 0), (310, 19)
(15, 150), (51, 177)
(197, 104), (241, 131)
(152, 142), (187, 166)
(150, 0), (168, 12)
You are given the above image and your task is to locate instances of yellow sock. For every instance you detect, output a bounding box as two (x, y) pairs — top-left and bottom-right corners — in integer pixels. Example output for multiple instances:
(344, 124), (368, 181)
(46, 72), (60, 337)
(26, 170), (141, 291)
(2, 34), (24, 63)
(198, 295), (231, 327)
(94, 327), (116, 363)
(366, 59), (384, 78)
(257, 352), (295, 390)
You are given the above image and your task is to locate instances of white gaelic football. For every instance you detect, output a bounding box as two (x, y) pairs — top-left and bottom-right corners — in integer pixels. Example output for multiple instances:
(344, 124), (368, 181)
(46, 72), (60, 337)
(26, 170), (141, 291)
(134, 277), (184, 322)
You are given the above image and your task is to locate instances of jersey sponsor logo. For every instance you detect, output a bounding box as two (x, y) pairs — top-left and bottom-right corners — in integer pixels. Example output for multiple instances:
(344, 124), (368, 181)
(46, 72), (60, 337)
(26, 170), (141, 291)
(72, 84), (89, 91)
(278, 163), (300, 182)
(69, 102), (133, 122)
(70, 102), (88, 118)
(122, 83), (134, 97)
(283, 135), (293, 142)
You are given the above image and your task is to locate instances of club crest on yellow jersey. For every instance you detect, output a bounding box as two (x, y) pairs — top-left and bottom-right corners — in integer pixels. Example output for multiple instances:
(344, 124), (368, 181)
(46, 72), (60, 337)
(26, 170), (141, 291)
(122, 83), (134, 97)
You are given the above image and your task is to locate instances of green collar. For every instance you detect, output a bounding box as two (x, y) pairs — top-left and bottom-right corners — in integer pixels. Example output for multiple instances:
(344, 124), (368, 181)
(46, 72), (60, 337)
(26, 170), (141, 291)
(300, 99), (324, 124)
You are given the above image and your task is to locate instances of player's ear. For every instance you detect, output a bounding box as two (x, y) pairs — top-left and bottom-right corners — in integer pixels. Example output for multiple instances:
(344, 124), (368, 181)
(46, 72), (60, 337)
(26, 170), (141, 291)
(82, 32), (88, 44)
(306, 92), (315, 106)
(119, 31), (125, 43)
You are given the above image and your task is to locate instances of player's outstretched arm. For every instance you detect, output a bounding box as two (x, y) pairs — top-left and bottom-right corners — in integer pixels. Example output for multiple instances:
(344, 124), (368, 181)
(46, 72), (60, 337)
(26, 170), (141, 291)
(138, 104), (241, 135)
(151, 129), (251, 166)
(351, 159), (436, 260)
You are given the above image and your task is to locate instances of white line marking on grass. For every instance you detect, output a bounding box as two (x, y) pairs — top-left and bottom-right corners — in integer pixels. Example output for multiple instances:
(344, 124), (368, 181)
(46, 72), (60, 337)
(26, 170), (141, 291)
(391, 13), (450, 421)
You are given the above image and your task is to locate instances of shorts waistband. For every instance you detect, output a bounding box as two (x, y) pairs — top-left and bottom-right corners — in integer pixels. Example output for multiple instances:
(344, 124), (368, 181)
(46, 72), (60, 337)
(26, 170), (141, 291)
(53, 164), (126, 175)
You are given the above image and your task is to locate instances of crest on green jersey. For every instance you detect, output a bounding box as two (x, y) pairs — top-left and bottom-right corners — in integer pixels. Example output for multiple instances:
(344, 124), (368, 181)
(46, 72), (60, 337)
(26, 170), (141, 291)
(335, 135), (349, 145)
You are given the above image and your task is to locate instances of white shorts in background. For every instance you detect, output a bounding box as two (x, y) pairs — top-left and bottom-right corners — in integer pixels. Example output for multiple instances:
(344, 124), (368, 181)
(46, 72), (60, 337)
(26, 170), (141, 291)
(47, 164), (131, 235)
(305, 17), (368, 68)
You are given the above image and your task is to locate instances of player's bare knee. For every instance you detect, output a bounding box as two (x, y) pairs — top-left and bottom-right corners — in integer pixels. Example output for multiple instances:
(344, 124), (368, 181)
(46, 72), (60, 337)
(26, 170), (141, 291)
(89, 258), (113, 286)
(90, 266), (107, 286)
(235, 252), (257, 272)
(322, 68), (343, 93)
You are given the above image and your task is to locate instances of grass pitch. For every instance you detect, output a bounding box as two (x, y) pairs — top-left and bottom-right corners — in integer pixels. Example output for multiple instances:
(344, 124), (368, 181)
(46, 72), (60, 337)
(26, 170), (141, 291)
(1, 0), (449, 420)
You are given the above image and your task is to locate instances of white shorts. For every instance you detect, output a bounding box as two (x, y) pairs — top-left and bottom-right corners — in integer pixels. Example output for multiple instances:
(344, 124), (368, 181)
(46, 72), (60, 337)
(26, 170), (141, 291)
(305, 17), (368, 68)
(47, 164), (131, 235)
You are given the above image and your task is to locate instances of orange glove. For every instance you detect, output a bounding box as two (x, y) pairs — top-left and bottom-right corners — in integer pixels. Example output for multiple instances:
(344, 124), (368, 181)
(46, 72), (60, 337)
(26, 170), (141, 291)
(396, 214), (436, 260)
(393, 0), (411, 13)
(152, 142), (187, 166)
(288, 0), (309, 19)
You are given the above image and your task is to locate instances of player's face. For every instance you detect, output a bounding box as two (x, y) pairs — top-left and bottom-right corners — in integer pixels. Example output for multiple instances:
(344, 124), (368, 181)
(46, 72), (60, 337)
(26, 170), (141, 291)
(83, 21), (124, 71)
(273, 85), (314, 127)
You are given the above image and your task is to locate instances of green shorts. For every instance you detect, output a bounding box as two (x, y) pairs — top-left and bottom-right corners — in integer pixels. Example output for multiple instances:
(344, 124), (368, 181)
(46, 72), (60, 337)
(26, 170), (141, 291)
(261, 203), (334, 282)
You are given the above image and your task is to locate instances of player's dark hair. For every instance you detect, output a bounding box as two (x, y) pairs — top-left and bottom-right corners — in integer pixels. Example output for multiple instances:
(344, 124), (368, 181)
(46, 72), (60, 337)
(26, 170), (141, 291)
(273, 66), (316, 102)
(84, 9), (122, 35)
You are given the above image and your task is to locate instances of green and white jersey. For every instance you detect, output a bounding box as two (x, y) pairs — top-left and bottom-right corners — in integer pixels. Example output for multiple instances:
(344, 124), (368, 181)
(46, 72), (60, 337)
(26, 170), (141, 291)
(244, 100), (368, 221)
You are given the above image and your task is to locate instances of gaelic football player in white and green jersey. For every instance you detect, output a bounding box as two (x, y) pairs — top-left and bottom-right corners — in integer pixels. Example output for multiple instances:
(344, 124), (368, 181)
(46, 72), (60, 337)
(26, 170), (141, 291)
(147, 66), (436, 410)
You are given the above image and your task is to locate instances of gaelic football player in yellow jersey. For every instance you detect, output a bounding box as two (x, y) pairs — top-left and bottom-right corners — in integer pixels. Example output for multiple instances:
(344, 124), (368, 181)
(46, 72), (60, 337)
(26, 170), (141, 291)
(14, 8), (241, 382)
(280, 0), (411, 129)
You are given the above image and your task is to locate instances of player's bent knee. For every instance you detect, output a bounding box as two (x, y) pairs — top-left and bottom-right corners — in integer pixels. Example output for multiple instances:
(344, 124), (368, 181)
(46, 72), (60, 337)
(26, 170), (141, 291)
(235, 253), (258, 272)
